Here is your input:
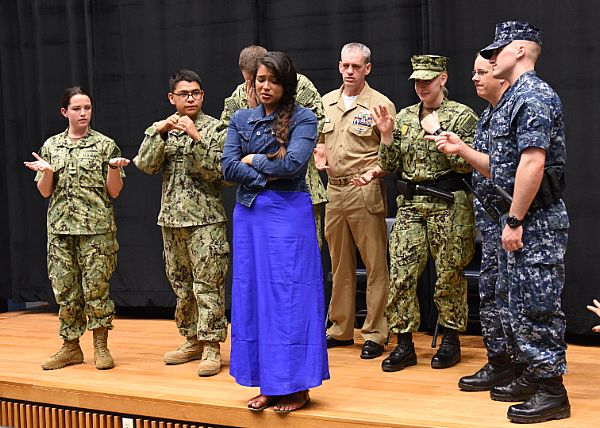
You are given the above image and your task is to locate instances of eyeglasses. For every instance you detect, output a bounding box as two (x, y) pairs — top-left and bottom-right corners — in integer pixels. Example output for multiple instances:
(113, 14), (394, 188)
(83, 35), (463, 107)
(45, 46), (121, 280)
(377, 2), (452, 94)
(471, 70), (490, 77)
(173, 90), (203, 100)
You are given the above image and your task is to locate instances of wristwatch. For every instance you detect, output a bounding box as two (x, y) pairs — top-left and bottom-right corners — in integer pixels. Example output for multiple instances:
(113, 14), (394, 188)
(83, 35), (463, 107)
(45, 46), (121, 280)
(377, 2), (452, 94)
(433, 127), (444, 135)
(506, 215), (524, 228)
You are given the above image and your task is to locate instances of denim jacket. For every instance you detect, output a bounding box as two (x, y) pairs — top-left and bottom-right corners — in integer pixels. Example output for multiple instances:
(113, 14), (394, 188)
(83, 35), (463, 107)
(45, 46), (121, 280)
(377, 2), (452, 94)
(222, 104), (317, 207)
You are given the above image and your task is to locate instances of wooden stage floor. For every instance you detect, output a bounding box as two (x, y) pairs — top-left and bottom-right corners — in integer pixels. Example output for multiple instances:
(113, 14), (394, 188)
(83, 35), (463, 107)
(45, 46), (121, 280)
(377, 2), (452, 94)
(1, 310), (599, 427)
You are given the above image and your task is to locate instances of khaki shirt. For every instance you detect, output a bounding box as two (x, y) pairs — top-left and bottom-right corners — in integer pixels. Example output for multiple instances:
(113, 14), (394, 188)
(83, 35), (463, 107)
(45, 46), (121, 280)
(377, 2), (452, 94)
(320, 82), (396, 178)
(35, 128), (123, 235)
(133, 112), (227, 228)
(220, 73), (327, 205)
(380, 98), (478, 181)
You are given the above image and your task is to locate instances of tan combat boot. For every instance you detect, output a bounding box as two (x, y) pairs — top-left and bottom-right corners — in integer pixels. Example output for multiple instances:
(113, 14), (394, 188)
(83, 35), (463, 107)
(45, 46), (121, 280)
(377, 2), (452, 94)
(93, 327), (115, 370)
(197, 341), (221, 377)
(163, 336), (204, 365)
(41, 338), (84, 370)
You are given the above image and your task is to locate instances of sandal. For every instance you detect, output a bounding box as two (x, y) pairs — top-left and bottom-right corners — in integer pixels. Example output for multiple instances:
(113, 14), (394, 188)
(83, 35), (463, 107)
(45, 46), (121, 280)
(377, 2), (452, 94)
(247, 394), (278, 412)
(273, 390), (310, 414)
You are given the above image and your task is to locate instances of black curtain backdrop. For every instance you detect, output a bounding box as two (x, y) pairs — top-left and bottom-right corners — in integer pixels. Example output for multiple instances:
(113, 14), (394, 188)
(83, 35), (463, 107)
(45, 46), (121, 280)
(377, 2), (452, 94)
(1, 1), (598, 335)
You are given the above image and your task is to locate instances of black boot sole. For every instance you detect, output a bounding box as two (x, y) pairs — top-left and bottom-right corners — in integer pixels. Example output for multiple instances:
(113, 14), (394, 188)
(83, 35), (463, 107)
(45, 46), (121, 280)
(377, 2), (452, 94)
(490, 391), (536, 402)
(459, 381), (495, 392)
(507, 405), (571, 424)
(458, 373), (515, 392)
(381, 356), (417, 372)
(431, 356), (461, 369)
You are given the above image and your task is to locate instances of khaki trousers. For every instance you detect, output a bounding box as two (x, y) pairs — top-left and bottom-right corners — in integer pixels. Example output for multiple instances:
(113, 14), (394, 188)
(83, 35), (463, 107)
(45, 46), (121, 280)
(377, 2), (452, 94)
(324, 181), (389, 344)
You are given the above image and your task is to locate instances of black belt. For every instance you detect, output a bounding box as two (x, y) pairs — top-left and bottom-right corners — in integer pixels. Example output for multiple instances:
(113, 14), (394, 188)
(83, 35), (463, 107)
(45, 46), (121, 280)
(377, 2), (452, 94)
(412, 172), (471, 193)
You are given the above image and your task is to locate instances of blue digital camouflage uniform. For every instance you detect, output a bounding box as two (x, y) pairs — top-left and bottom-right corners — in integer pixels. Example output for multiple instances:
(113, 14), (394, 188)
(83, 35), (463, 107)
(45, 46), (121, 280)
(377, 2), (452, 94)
(220, 73), (328, 246)
(35, 128), (124, 340)
(472, 105), (507, 359)
(380, 98), (478, 333)
(489, 70), (569, 378)
(134, 113), (230, 342)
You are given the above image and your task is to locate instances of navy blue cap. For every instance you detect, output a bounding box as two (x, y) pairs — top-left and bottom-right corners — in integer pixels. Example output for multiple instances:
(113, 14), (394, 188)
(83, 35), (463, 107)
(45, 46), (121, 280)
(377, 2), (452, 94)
(480, 21), (542, 59)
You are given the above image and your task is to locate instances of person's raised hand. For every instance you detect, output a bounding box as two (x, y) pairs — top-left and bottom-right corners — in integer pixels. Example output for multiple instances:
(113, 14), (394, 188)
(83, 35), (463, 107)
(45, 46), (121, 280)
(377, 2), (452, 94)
(245, 80), (258, 108)
(370, 104), (394, 136)
(587, 299), (600, 332)
(109, 157), (130, 168)
(24, 152), (53, 173)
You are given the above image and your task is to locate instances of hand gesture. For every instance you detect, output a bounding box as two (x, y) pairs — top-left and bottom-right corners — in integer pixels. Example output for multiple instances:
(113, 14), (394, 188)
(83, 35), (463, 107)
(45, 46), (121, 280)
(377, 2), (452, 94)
(245, 80), (258, 108)
(313, 145), (328, 171)
(155, 113), (180, 134)
(425, 131), (464, 155)
(24, 152), (53, 173)
(587, 299), (600, 332)
(352, 167), (379, 186)
(109, 157), (130, 168)
(421, 111), (441, 135)
(173, 115), (201, 141)
(370, 104), (394, 136)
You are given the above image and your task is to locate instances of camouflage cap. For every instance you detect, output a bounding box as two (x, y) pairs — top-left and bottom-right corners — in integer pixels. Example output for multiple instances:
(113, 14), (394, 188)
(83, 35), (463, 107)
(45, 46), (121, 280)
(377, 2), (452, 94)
(409, 55), (448, 80)
(480, 21), (542, 59)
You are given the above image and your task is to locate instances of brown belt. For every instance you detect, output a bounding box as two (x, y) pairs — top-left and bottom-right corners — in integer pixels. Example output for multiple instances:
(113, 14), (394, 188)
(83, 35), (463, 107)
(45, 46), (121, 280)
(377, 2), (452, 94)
(328, 170), (373, 186)
(328, 176), (355, 186)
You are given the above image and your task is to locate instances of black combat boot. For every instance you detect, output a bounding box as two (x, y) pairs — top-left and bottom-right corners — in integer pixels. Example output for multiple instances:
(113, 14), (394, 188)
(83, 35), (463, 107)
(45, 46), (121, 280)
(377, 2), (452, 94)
(381, 333), (417, 372)
(458, 354), (514, 391)
(490, 372), (539, 402)
(507, 376), (570, 423)
(431, 328), (461, 369)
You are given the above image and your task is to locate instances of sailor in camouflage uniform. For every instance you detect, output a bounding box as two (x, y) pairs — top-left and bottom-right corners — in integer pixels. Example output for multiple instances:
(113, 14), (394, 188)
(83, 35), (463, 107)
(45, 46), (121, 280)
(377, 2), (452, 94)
(481, 22), (570, 423)
(25, 86), (129, 371)
(220, 45), (328, 247)
(366, 55), (478, 372)
(134, 69), (229, 377)
(431, 22), (571, 423)
(458, 55), (512, 392)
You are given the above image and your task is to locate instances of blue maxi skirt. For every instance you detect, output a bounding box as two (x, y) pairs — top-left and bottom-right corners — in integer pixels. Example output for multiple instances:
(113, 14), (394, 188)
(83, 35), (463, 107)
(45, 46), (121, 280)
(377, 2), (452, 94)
(229, 190), (330, 395)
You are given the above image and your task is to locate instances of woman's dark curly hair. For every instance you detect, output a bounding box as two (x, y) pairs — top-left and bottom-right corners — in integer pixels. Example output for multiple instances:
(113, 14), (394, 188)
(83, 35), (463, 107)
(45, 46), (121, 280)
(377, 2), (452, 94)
(255, 51), (298, 159)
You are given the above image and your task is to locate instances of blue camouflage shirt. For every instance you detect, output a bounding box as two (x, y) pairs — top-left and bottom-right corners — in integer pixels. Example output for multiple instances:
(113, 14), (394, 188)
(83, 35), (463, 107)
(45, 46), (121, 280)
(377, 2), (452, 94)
(472, 105), (498, 234)
(489, 70), (569, 242)
(489, 70), (566, 192)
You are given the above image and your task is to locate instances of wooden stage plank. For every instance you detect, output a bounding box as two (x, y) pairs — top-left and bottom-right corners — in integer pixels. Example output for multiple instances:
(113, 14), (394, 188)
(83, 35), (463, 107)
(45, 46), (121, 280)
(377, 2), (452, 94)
(1, 310), (599, 427)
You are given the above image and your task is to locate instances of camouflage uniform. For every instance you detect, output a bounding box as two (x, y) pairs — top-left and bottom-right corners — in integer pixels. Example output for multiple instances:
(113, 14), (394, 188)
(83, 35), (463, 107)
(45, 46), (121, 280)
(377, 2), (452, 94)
(35, 128), (124, 340)
(220, 73), (328, 246)
(489, 71), (569, 378)
(472, 106), (507, 359)
(134, 113), (229, 342)
(380, 98), (478, 333)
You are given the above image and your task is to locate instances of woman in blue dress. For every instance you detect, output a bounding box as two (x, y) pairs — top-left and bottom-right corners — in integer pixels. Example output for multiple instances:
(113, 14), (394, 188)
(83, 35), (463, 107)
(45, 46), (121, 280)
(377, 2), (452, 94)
(222, 51), (329, 413)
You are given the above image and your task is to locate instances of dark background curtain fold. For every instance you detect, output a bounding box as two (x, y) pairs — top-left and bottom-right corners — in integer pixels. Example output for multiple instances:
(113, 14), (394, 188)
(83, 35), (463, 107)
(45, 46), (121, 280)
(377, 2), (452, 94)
(1, 0), (598, 335)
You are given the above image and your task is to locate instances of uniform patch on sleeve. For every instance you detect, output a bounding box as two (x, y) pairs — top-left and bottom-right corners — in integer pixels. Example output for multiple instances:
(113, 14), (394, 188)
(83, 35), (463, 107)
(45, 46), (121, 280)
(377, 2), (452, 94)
(461, 114), (478, 133)
(296, 88), (313, 105)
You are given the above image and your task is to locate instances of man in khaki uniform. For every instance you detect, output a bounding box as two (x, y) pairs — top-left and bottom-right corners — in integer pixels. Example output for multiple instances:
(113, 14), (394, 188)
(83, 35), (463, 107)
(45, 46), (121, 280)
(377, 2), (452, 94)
(315, 42), (395, 359)
(220, 45), (328, 246)
(134, 69), (229, 377)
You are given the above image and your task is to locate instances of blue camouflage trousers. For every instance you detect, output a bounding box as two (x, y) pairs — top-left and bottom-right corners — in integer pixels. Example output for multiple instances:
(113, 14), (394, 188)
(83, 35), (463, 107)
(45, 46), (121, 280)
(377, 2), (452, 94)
(47, 232), (117, 341)
(162, 223), (229, 342)
(478, 225), (508, 360)
(496, 207), (568, 378)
